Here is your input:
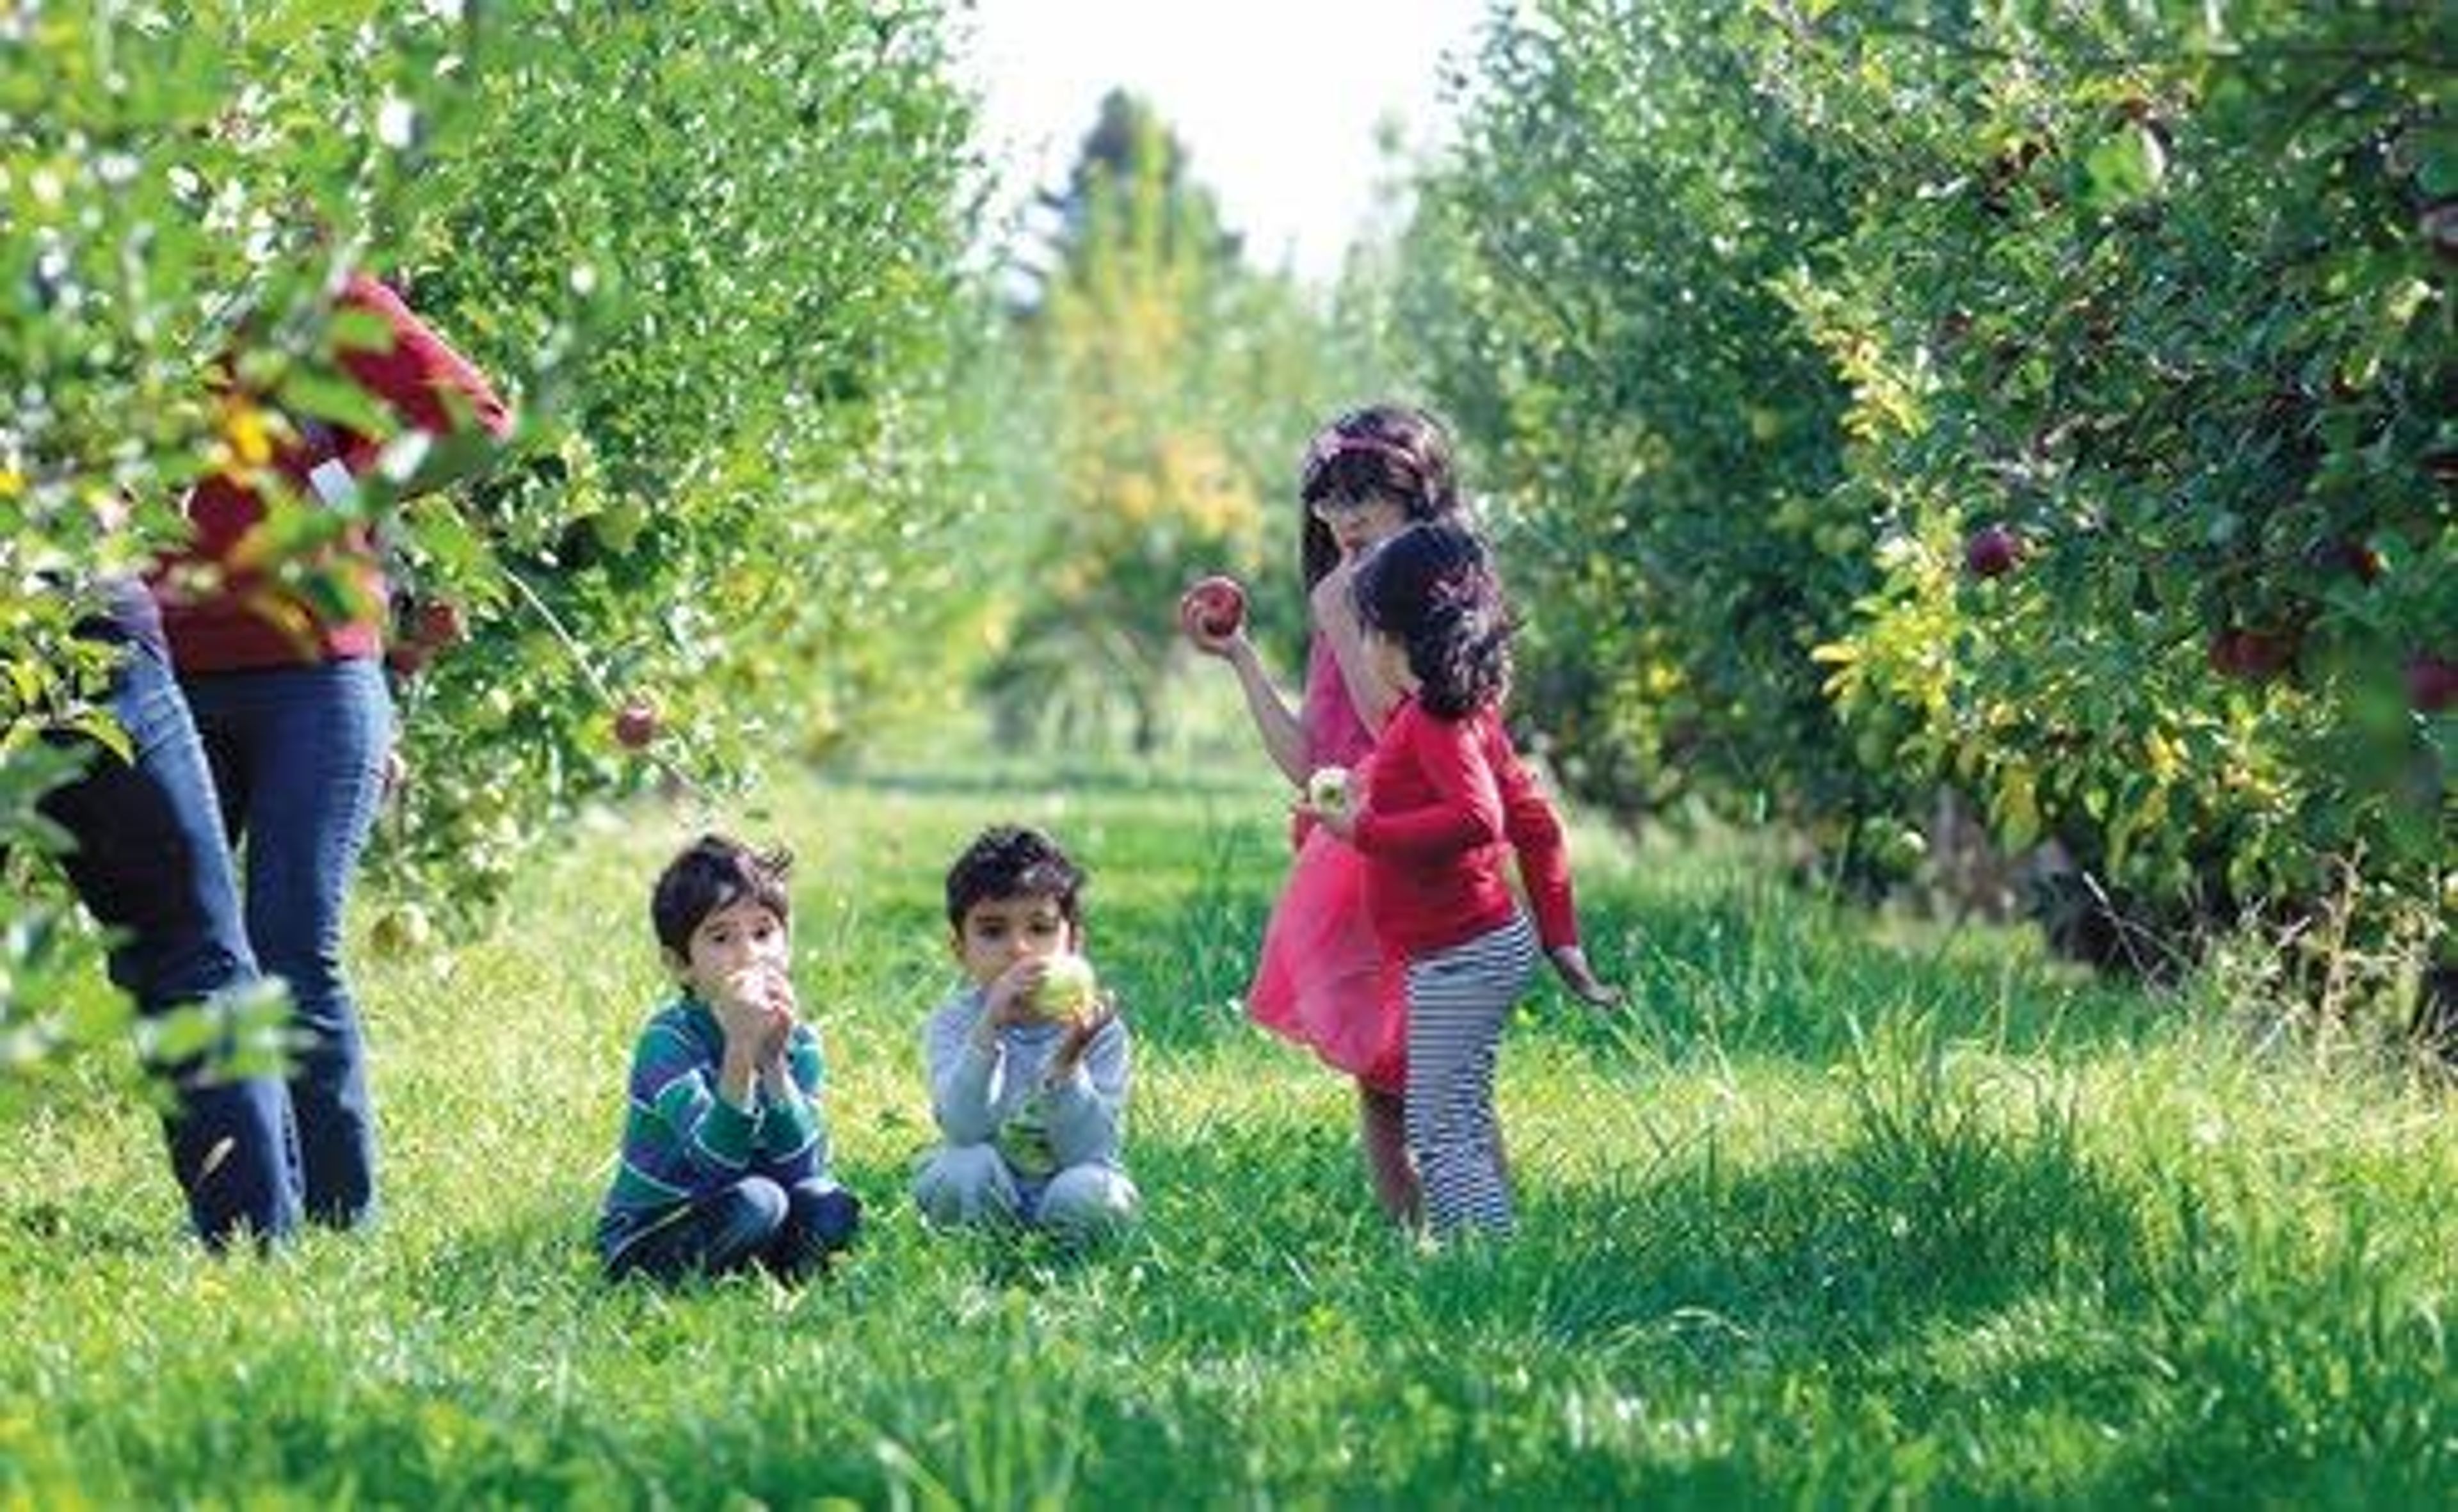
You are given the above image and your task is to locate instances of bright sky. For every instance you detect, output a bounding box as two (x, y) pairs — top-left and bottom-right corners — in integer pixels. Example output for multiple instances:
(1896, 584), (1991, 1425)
(957, 0), (1493, 286)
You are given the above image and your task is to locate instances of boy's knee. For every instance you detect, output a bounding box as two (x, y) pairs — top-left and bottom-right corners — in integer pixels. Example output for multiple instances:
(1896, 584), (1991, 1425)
(730, 1175), (792, 1231)
(791, 1181), (863, 1250)
(1040, 1164), (1139, 1239)
(913, 1145), (1016, 1226)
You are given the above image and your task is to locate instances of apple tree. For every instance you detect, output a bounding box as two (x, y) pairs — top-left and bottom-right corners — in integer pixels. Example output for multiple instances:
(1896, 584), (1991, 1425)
(1768, 0), (2451, 981)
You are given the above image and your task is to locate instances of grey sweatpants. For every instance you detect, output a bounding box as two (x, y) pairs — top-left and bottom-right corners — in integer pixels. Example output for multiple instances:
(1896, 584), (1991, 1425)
(912, 1145), (1141, 1240)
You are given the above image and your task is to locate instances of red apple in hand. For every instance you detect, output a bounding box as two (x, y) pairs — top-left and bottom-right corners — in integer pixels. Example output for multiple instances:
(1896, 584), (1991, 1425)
(613, 700), (661, 749)
(1183, 575), (1246, 637)
(1963, 524), (2023, 579)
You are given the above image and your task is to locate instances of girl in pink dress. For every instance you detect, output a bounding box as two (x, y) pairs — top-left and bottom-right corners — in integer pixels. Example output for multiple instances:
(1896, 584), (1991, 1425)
(1178, 405), (1467, 1220)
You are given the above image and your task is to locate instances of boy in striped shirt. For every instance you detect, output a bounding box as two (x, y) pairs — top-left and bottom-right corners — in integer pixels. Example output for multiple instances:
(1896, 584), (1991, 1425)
(598, 835), (861, 1282)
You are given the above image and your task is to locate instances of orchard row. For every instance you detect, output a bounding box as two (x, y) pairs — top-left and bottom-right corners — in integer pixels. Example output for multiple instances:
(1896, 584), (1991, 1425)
(1395, 0), (2450, 996)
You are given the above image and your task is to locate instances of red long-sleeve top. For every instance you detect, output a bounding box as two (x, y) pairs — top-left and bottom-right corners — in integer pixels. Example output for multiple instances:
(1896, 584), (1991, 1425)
(152, 273), (511, 672)
(1349, 695), (1581, 960)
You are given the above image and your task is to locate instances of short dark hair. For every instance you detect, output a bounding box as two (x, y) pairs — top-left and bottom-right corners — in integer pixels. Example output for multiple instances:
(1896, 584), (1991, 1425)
(945, 824), (1086, 929)
(1353, 520), (1514, 720)
(652, 833), (793, 957)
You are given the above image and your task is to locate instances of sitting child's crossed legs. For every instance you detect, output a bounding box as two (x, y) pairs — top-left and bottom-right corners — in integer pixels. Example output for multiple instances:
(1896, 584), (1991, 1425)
(609, 1176), (860, 1283)
(914, 1145), (1139, 1239)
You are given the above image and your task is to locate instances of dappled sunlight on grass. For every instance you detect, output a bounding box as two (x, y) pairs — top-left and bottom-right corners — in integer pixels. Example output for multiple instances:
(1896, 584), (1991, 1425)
(1, 762), (2450, 1505)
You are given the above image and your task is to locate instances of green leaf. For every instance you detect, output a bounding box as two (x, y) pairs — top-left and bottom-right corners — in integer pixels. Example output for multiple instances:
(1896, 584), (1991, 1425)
(277, 369), (396, 440)
(2082, 125), (2165, 211)
(328, 307), (398, 356)
(403, 501), (501, 584)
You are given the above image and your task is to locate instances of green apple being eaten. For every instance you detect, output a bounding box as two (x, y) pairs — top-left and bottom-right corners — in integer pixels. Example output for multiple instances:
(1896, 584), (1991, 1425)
(1032, 952), (1099, 1020)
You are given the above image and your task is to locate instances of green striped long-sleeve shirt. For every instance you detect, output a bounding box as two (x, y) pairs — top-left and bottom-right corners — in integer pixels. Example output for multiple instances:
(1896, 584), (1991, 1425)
(598, 997), (830, 1255)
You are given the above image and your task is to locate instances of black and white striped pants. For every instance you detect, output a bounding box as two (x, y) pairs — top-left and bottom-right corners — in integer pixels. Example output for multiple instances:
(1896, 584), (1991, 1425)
(1404, 912), (1539, 1237)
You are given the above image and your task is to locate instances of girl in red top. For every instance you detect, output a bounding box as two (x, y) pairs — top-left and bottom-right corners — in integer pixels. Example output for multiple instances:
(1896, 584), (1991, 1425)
(1178, 405), (1465, 1221)
(1308, 520), (1619, 1239)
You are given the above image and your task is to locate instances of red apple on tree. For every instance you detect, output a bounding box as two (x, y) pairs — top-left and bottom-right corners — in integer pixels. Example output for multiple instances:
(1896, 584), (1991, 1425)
(1963, 524), (2022, 579)
(415, 598), (468, 647)
(2315, 538), (2383, 584)
(2406, 654), (2457, 714)
(2420, 200), (2458, 265)
(614, 700), (661, 749)
(1182, 575), (1246, 637)
(2207, 628), (2294, 682)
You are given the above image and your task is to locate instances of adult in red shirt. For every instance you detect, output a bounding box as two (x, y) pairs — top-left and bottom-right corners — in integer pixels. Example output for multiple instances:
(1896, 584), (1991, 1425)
(1306, 520), (1620, 1240)
(149, 269), (510, 1228)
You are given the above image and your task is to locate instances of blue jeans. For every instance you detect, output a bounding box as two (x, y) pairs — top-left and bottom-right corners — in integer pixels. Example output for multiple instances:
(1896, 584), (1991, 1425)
(605, 1178), (864, 1284)
(184, 657), (392, 1228)
(39, 635), (300, 1248)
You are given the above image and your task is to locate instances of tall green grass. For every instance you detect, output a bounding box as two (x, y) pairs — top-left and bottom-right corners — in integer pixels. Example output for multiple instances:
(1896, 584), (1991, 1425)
(2, 757), (2450, 1508)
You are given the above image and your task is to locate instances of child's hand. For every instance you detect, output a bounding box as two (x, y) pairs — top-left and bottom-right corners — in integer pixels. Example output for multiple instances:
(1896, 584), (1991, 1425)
(1297, 766), (1364, 841)
(1299, 796), (1358, 842)
(753, 965), (798, 1020)
(710, 971), (771, 1040)
(980, 956), (1049, 1033)
(714, 966), (792, 1046)
(1050, 993), (1120, 1082)
(1177, 586), (1245, 658)
(753, 997), (794, 1069)
(1548, 945), (1626, 1009)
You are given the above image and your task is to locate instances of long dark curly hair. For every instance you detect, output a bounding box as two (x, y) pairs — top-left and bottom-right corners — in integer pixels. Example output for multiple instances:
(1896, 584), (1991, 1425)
(1296, 403), (1463, 591)
(1350, 520), (1514, 720)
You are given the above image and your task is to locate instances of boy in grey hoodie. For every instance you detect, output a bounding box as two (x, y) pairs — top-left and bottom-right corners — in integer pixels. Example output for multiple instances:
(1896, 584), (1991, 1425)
(914, 825), (1139, 1240)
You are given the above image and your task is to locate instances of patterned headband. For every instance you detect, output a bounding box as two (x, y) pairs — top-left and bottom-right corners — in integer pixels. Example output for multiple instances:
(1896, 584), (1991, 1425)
(1303, 427), (1418, 477)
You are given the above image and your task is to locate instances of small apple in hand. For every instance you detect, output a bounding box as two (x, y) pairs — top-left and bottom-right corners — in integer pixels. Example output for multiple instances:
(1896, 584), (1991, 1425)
(613, 700), (661, 749)
(1031, 952), (1100, 1020)
(1306, 766), (1351, 815)
(1183, 575), (1246, 638)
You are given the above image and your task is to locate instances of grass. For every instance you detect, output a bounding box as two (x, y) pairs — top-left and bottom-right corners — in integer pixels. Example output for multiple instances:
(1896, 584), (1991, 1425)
(1, 752), (2452, 1508)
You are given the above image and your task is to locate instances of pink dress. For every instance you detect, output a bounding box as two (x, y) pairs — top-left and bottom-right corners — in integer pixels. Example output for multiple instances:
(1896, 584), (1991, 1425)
(1245, 631), (1408, 1092)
